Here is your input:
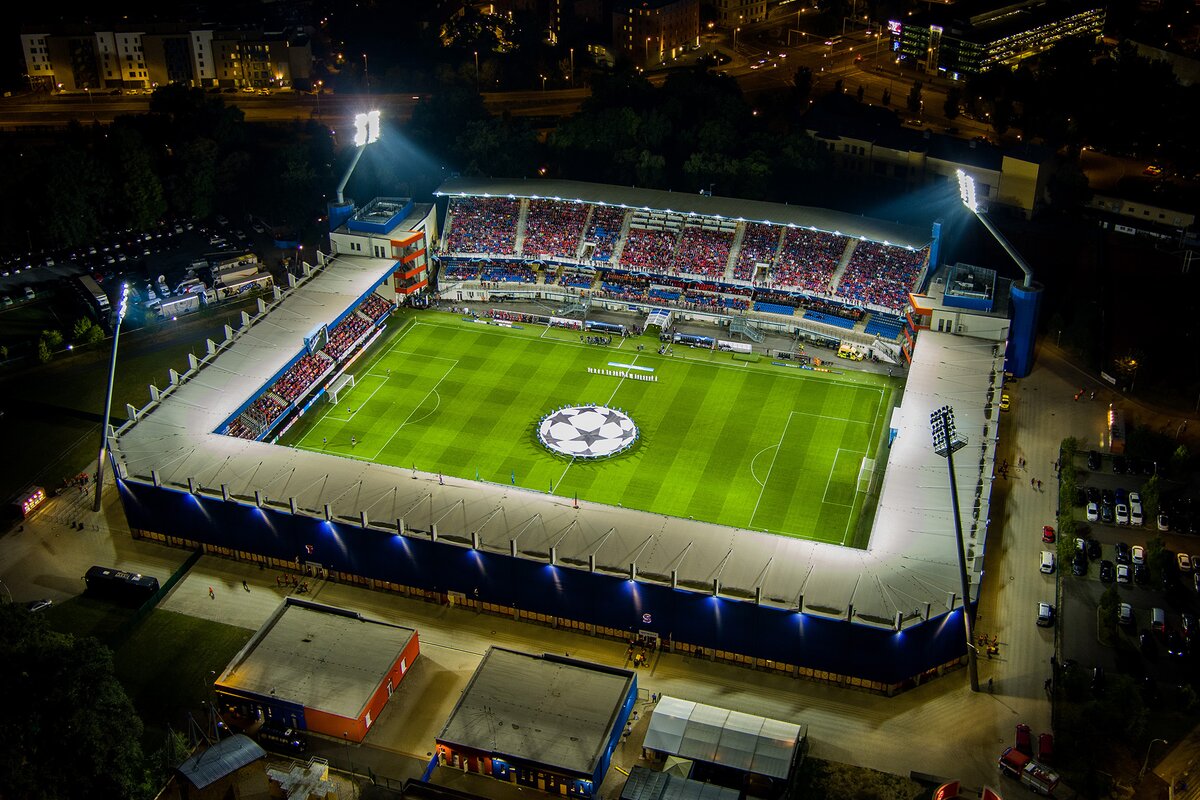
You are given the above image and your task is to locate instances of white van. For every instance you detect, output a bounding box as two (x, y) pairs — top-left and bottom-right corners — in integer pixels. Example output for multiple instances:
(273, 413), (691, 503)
(1152, 607), (1166, 633)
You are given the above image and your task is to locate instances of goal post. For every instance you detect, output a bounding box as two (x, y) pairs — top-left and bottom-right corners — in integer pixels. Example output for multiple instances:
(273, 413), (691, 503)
(327, 374), (355, 405)
(857, 457), (875, 494)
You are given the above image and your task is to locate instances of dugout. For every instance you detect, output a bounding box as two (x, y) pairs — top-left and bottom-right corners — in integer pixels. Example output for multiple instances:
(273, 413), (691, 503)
(435, 648), (637, 798)
(214, 598), (419, 742)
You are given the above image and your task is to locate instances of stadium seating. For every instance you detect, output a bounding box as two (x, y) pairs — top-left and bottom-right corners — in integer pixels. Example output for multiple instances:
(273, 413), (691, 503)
(620, 228), (678, 271)
(772, 228), (847, 294)
(753, 300), (795, 316)
(733, 222), (781, 282)
(359, 293), (393, 323)
(557, 270), (594, 289)
(673, 227), (733, 279)
(442, 263), (481, 281)
(583, 206), (627, 261)
(445, 197), (520, 255)
(864, 313), (905, 340)
(324, 314), (370, 361)
(271, 352), (331, 404)
(523, 199), (589, 260)
(836, 242), (926, 311)
(803, 309), (857, 330)
(481, 263), (536, 283)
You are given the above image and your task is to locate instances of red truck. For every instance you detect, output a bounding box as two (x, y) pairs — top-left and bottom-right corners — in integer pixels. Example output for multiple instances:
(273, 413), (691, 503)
(999, 746), (1060, 795)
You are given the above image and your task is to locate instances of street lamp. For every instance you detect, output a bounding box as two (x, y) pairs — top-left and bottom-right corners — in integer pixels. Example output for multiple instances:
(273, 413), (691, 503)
(315, 80), (323, 118)
(956, 168), (1034, 288)
(569, 47), (574, 86)
(1140, 739), (1168, 779)
(94, 284), (131, 512)
(474, 50), (479, 90)
(362, 53), (369, 95)
(930, 405), (981, 692)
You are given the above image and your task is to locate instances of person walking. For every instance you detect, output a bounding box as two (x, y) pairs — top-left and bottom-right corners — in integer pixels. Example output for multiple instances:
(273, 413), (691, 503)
(242, 580), (249, 592)
(208, 586), (215, 599)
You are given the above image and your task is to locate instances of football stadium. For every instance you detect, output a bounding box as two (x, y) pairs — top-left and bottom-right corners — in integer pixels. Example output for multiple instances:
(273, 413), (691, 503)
(111, 178), (1037, 694)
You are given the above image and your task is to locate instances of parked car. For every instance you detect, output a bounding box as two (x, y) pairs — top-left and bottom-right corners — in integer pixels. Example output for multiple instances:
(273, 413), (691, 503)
(1088, 451), (1101, 471)
(1042, 525), (1056, 543)
(1087, 502), (1099, 522)
(1041, 551), (1056, 574)
(1135, 565), (1149, 585)
(1116, 504), (1130, 525)
(1072, 553), (1088, 576)
(1118, 603), (1134, 627)
(1179, 553), (1193, 573)
(1159, 513), (1171, 531)
(1115, 542), (1131, 564)
(1132, 545), (1146, 565)
(25, 599), (52, 612)
(1117, 564), (1132, 584)
(1037, 602), (1055, 627)
(1114, 455), (1128, 474)
(1100, 560), (1116, 582)
(1101, 504), (1115, 524)
(1087, 539), (1102, 560)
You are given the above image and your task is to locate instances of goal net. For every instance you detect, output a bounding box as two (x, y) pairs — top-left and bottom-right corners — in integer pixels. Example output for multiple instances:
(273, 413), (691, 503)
(327, 374), (355, 405)
(858, 457), (876, 494)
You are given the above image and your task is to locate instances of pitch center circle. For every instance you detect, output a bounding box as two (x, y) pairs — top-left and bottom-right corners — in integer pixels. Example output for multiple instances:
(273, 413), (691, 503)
(537, 405), (639, 459)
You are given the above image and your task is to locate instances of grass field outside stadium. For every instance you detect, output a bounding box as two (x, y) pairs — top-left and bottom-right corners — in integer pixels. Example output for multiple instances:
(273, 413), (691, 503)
(278, 312), (900, 549)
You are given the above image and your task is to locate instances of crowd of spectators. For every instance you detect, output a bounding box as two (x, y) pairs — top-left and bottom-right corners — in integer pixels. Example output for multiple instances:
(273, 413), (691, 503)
(584, 206), (627, 261)
(324, 313), (370, 361)
(245, 395), (284, 429)
(442, 262), (481, 281)
(732, 223), (782, 282)
(771, 229), (847, 294)
(481, 263), (536, 283)
(523, 200), (589, 260)
(599, 271), (649, 300)
(360, 293), (393, 323)
(272, 353), (331, 404)
(750, 291), (864, 320)
(445, 197), (520, 255)
(836, 242), (927, 311)
(672, 227), (733, 279)
(620, 228), (679, 271)
(226, 417), (254, 440)
(557, 269), (595, 289)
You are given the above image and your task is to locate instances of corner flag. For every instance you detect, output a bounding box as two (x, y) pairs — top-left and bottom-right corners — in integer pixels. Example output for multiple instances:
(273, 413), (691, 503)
(511, 470), (516, 485)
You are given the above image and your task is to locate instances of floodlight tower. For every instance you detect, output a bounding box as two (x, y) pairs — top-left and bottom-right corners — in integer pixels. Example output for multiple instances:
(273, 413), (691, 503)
(930, 404), (981, 693)
(955, 169), (1043, 377)
(328, 110), (381, 230)
(94, 284), (131, 512)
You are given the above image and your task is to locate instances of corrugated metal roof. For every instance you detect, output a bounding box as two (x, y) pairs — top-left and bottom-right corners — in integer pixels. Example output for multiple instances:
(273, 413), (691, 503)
(176, 734), (265, 789)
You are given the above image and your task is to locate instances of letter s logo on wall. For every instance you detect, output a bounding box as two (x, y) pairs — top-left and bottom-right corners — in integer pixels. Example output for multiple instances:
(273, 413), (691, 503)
(642, 613), (652, 625)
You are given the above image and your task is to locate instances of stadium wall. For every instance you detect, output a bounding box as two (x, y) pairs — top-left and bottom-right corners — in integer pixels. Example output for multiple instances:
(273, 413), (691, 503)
(119, 480), (968, 692)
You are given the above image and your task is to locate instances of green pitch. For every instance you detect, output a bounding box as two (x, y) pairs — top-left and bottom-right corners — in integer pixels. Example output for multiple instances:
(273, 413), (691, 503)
(280, 314), (897, 548)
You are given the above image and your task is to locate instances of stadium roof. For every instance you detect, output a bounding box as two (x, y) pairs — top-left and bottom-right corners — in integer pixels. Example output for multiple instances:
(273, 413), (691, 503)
(642, 696), (804, 780)
(216, 599), (416, 719)
(435, 178), (931, 251)
(436, 648), (634, 777)
(113, 237), (996, 627)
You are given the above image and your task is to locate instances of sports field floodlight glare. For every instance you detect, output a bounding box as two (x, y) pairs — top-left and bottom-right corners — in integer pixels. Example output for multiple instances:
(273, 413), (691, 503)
(94, 283), (132, 512)
(955, 169), (978, 213)
(336, 110), (381, 204)
(929, 403), (979, 692)
(955, 169), (1034, 288)
(353, 110), (381, 147)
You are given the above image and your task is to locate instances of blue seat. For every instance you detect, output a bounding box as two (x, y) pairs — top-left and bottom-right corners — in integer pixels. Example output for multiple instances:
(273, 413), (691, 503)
(803, 309), (856, 330)
(864, 314), (904, 339)
(753, 301), (795, 316)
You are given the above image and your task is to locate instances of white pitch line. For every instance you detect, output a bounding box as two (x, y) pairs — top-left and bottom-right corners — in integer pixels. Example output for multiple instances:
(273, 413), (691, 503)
(748, 411), (795, 528)
(841, 386), (887, 546)
(555, 353), (640, 491)
(822, 448), (862, 508)
(366, 359), (459, 461)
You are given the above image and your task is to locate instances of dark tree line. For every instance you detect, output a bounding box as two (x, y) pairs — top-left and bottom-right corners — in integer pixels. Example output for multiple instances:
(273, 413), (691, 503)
(0, 85), (335, 256)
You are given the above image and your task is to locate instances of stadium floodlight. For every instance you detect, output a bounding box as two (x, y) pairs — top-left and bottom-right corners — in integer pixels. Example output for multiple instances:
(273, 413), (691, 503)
(955, 169), (1034, 288)
(336, 110), (382, 205)
(929, 404), (980, 692)
(353, 110), (381, 147)
(94, 284), (131, 512)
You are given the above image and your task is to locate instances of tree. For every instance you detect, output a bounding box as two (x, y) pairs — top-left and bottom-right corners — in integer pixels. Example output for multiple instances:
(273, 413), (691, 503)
(36, 339), (51, 363)
(109, 128), (166, 230)
(0, 344), (7, 360)
(1141, 474), (1161, 519)
(72, 317), (95, 343)
(0, 606), (150, 799)
(943, 87), (961, 121)
(1098, 584), (1119, 633)
(41, 329), (63, 348)
(1145, 533), (1166, 584)
(906, 81), (923, 114)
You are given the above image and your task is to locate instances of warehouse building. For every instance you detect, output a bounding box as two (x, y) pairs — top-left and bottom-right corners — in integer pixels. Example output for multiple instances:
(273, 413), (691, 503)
(435, 648), (637, 798)
(214, 598), (420, 742)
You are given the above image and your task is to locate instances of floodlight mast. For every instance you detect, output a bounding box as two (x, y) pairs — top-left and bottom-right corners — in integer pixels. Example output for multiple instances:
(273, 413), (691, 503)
(955, 169), (1034, 289)
(94, 284), (131, 512)
(335, 110), (381, 205)
(929, 404), (981, 693)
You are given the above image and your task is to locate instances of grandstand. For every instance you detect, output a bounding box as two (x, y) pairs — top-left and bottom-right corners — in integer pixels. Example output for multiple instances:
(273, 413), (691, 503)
(109, 186), (1015, 694)
(434, 180), (932, 323)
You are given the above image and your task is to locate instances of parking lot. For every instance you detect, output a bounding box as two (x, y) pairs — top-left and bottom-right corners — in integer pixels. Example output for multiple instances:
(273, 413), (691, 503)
(1057, 449), (1199, 690)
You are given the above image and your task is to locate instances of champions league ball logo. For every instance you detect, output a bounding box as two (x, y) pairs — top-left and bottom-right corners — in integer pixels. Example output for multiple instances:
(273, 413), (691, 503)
(537, 405), (639, 459)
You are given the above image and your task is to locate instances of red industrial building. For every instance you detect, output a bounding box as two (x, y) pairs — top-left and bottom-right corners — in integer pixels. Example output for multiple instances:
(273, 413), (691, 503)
(214, 598), (419, 742)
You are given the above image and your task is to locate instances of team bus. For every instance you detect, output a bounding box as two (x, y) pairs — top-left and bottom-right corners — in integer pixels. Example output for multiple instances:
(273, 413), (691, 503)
(83, 565), (160, 605)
